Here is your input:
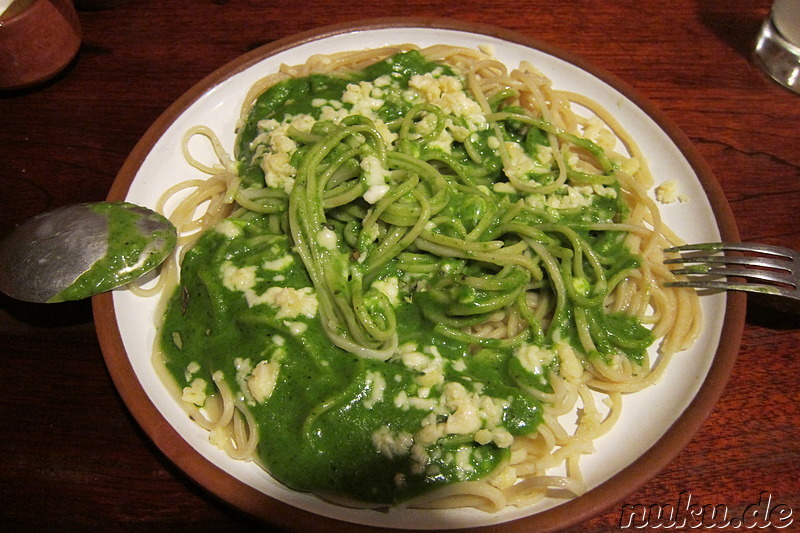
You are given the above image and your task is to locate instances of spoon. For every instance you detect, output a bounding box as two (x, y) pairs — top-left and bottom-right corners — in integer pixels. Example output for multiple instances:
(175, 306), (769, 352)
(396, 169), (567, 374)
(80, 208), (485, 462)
(0, 201), (177, 303)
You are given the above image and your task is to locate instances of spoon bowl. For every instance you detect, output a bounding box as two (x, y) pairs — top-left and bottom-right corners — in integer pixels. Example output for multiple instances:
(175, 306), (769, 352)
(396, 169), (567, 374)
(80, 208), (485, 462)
(0, 202), (176, 303)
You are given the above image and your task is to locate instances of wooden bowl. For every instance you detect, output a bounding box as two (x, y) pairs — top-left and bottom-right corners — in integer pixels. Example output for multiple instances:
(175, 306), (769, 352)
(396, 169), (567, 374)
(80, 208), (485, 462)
(0, 0), (81, 90)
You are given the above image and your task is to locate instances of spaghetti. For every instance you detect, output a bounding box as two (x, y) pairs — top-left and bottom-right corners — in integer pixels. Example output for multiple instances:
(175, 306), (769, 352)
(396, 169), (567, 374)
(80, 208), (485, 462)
(148, 44), (701, 512)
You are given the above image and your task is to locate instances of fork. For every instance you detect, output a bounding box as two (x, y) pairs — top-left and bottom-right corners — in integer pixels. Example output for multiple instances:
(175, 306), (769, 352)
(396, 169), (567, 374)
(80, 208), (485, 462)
(663, 242), (800, 302)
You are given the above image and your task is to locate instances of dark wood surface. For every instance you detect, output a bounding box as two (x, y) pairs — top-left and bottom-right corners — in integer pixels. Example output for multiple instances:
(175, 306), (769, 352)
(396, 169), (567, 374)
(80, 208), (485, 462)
(2, 1), (799, 531)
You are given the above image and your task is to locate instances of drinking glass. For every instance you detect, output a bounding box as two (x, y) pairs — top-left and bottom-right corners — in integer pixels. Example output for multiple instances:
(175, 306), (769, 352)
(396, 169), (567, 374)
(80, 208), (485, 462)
(754, 0), (800, 94)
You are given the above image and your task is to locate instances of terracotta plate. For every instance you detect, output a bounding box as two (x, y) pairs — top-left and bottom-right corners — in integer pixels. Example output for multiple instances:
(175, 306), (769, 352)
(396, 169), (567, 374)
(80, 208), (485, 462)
(93, 18), (745, 533)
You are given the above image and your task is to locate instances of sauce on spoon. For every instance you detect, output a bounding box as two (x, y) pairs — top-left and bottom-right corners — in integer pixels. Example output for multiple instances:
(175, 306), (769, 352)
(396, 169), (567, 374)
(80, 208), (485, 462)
(0, 202), (176, 303)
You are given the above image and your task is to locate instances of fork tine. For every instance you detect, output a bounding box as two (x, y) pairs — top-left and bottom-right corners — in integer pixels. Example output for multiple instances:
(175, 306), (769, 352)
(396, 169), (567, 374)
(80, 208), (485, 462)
(663, 241), (799, 301)
(665, 242), (798, 260)
(663, 253), (793, 271)
(664, 241), (797, 272)
(665, 280), (792, 298)
(668, 265), (796, 287)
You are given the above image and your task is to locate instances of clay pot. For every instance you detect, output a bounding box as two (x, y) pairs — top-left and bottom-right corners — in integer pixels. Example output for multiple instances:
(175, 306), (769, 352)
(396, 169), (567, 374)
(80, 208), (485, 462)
(0, 0), (82, 90)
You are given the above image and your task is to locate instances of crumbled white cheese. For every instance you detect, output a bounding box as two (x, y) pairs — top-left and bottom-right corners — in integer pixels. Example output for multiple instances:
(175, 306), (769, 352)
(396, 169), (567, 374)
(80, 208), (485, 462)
(343, 81), (385, 113)
(525, 183), (617, 210)
(184, 361), (201, 382)
(478, 43), (495, 56)
(363, 370), (387, 409)
(556, 342), (584, 381)
(392, 390), (439, 412)
(270, 128), (296, 154)
(411, 111), (438, 138)
(262, 254), (294, 271)
(444, 382), (507, 439)
(262, 286), (318, 319)
(503, 141), (550, 180)
(491, 427), (514, 448)
(655, 179), (688, 204)
(219, 261), (318, 316)
(319, 104), (349, 123)
(443, 382), (484, 435)
(399, 347), (430, 372)
(371, 277), (400, 305)
(253, 114), (315, 194)
(488, 464), (517, 490)
(316, 227), (338, 250)
(536, 144), (554, 166)
(339, 81), (398, 144)
(474, 428), (493, 445)
(408, 74), (485, 127)
(220, 262), (258, 294)
(373, 74), (393, 87)
(208, 427), (227, 449)
(256, 123), (297, 192)
(283, 320), (308, 336)
(395, 344), (445, 389)
(247, 360), (280, 403)
(360, 155), (390, 204)
(454, 446), (476, 476)
(515, 343), (556, 375)
(427, 128), (454, 154)
(181, 377), (208, 406)
(214, 219), (241, 238)
(382, 359), (514, 464)
(361, 219), (381, 245)
(363, 184), (390, 204)
(287, 114), (315, 133)
(234, 357), (253, 386)
(409, 443), (430, 475)
(372, 426), (414, 459)
(493, 182), (517, 194)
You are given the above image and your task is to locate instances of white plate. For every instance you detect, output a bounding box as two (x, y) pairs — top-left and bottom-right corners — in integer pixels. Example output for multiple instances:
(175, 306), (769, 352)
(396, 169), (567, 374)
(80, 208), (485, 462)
(95, 19), (744, 532)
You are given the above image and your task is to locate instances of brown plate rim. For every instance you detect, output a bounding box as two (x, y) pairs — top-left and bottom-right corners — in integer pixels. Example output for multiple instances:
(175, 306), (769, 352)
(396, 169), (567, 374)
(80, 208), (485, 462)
(93, 16), (745, 533)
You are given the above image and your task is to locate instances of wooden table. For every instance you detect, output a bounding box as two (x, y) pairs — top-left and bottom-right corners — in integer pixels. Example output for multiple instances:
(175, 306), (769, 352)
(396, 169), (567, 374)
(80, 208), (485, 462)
(1, 1), (798, 530)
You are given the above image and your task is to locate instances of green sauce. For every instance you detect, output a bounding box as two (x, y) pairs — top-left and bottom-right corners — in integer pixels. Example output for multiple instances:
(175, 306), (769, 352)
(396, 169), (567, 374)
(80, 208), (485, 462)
(51, 202), (176, 303)
(159, 50), (654, 504)
(162, 217), (540, 502)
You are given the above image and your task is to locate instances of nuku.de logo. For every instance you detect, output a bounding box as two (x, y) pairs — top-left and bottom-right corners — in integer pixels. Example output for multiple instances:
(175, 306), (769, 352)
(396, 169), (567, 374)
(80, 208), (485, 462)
(619, 491), (793, 529)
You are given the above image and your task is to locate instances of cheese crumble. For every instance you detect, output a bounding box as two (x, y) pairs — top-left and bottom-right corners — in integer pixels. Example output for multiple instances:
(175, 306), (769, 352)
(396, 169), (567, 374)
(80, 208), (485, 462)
(219, 261), (318, 318)
(655, 179), (688, 204)
(182, 377), (208, 406)
(247, 360), (280, 403)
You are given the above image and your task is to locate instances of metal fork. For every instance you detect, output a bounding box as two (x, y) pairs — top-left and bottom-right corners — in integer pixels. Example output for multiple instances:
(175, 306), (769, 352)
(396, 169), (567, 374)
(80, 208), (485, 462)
(663, 242), (800, 302)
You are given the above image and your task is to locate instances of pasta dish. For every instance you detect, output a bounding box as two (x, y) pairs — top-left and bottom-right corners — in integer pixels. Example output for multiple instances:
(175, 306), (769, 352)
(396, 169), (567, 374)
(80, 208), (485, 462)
(139, 44), (701, 512)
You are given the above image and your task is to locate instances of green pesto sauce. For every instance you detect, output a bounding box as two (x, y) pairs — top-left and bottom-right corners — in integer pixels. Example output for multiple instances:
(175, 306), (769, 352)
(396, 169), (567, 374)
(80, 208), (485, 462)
(236, 50), (450, 188)
(51, 202), (176, 303)
(162, 217), (541, 502)
(160, 50), (655, 504)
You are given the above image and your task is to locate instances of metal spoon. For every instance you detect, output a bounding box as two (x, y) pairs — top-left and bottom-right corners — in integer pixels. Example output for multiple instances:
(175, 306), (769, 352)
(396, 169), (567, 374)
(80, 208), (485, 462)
(0, 201), (177, 303)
